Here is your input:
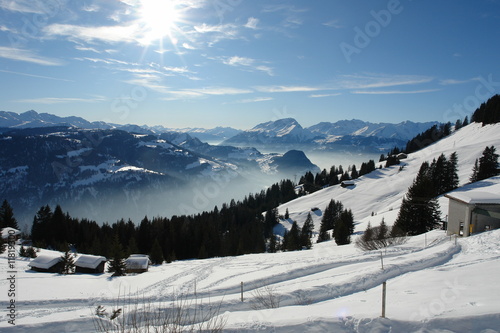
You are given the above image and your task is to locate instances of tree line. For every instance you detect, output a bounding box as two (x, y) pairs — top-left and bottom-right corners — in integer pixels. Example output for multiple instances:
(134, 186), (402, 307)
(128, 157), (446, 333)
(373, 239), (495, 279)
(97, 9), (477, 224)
(25, 179), (299, 261)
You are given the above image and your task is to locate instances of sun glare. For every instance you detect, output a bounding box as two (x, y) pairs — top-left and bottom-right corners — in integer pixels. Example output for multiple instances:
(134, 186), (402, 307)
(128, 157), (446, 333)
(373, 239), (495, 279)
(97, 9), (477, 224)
(140, 0), (180, 43)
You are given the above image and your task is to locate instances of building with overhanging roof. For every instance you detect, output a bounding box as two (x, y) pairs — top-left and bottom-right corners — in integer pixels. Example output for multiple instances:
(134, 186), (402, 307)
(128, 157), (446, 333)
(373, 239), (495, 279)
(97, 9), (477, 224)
(28, 252), (63, 273)
(445, 190), (500, 237)
(75, 254), (107, 274)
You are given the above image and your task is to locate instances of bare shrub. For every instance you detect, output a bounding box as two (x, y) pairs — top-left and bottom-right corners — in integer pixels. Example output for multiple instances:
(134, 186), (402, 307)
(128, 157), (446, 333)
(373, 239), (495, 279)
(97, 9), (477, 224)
(355, 221), (408, 251)
(92, 292), (226, 333)
(250, 284), (282, 310)
(293, 290), (313, 306)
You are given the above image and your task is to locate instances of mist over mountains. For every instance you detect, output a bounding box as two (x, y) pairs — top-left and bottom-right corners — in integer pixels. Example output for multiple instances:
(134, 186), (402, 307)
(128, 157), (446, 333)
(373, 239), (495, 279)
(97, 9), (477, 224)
(0, 110), (440, 226)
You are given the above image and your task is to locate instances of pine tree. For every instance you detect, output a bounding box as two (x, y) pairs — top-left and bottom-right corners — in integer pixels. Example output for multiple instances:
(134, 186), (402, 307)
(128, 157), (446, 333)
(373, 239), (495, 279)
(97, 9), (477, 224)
(334, 210), (354, 245)
(448, 152), (459, 191)
(149, 238), (164, 265)
(0, 236), (5, 254)
(463, 115), (469, 126)
(60, 250), (76, 275)
(107, 235), (127, 276)
(300, 213), (314, 249)
(31, 205), (53, 248)
(268, 234), (278, 253)
(393, 163), (441, 235)
(0, 200), (18, 229)
(470, 158), (479, 183)
(126, 237), (139, 256)
(477, 146), (499, 181)
(375, 219), (389, 248)
(283, 221), (301, 251)
(350, 165), (359, 179)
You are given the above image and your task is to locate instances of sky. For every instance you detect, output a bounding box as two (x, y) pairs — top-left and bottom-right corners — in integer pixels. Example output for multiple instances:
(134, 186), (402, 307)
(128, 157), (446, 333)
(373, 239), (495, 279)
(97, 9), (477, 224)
(0, 0), (499, 130)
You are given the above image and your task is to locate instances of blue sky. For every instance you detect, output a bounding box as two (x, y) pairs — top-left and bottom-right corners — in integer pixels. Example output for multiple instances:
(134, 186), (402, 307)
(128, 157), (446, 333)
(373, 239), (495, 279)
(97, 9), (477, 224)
(1, 0), (499, 129)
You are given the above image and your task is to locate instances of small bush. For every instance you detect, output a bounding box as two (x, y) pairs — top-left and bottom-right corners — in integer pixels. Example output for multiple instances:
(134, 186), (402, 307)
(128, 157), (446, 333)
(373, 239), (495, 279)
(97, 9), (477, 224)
(93, 292), (226, 333)
(250, 284), (282, 310)
(355, 220), (408, 251)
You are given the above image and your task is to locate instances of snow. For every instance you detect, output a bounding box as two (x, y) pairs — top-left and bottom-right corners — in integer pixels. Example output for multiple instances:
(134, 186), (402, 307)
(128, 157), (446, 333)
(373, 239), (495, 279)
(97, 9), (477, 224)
(27, 252), (61, 270)
(1, 123), (500, 332)
(74, 255), (106, 269)
(446, 190), (500, 205)
(1, 227), (20, 239)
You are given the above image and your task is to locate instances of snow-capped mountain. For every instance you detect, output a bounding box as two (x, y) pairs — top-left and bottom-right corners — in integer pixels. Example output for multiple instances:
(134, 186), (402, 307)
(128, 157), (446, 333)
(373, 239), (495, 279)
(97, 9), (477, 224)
(222, 118), (318, 146)
(0, 126), (318, 224)
(0, 110), (113, 129)
(0, 110), (241, 142)
(156, 126), (242, 142)
(222, 118), (439, 152)
(307, 119), (439, 141)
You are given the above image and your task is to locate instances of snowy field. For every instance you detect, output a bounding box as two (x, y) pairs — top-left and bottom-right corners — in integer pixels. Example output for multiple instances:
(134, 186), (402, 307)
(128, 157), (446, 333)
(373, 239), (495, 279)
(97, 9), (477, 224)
(1, 123), (500, 332)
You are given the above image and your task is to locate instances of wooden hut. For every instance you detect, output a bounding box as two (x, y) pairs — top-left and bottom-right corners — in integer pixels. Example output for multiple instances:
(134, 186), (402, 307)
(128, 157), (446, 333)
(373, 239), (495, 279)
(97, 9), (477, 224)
(28, 253), (62, 273)
(75, 254), (107, 274)
(125, 254), (150, 273)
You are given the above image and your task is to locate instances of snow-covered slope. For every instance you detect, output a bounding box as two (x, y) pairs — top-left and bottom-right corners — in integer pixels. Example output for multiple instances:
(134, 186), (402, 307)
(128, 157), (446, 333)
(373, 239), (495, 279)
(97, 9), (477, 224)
(1, 123), (500, 332)
(277, 122), (500, 234)
(2, 227), (500, 331)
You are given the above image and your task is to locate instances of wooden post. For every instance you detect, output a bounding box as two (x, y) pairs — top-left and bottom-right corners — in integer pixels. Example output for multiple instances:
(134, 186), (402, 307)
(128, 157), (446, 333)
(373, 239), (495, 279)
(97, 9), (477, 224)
(240, 282), (244, 302)
(380, 251), (384, 270)
(381, 281), (387, 318)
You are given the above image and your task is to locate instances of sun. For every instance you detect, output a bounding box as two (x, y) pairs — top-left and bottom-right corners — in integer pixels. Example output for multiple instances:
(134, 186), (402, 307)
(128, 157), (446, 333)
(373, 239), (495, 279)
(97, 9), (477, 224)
(140, 0), (180, 43)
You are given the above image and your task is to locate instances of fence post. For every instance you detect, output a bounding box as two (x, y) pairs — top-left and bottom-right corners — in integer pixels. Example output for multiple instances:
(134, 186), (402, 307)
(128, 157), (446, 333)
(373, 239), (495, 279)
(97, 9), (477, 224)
(241, 282), (244, 302)
(381, 281), (387, 318)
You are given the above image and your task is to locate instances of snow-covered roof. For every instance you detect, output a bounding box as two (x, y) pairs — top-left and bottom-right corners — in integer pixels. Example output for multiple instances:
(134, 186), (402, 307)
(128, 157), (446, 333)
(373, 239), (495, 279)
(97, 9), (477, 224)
(1, 227), (20, 238)
(74, 254), (106, 269)
(126, 255), (149, 270)
(446, 191), (500, 205)
(28, 253), (62, 269)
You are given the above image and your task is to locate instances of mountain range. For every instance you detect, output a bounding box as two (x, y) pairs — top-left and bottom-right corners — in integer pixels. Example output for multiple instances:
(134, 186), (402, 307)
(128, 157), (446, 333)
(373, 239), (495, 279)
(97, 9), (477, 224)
(1, 111), (438, 149)
(0, 124), (318, 224)
(0, 110), (440, 224)
(223, 117), (439, 152)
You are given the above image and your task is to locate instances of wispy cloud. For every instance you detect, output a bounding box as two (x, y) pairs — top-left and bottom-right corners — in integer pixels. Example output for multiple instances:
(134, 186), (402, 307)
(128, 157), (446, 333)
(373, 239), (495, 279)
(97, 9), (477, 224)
(160, 86), (254, 101)
(323, 19), (342, 29)
(43, 23), (141, 45)
(245, 17), (260, 30)
(351, 89), (440, 95)
(220, 56), (274, 76)
(254, 85), (325, 93)
(262, 4), (308, 30)
(0, 46), (64, 66)
(13, 96), (107, 104)
(0, 69), (73, 82)
(439, 77), (480, 85)
(309, 93), (342, 98)
(0, 0), (47, 14)
(228, 97), (273, 104)
(338, 73), (434, 90)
